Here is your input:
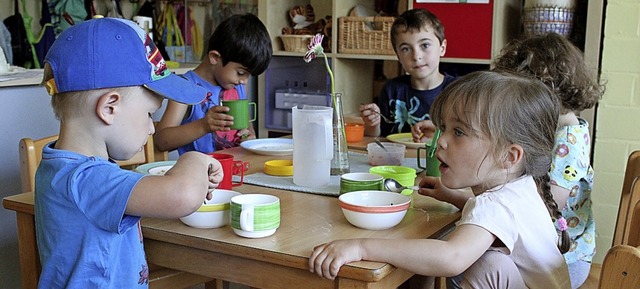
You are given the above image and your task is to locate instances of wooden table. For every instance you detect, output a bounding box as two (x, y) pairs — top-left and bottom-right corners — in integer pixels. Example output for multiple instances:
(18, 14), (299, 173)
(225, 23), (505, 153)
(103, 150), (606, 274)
(4, 140), (458, 289)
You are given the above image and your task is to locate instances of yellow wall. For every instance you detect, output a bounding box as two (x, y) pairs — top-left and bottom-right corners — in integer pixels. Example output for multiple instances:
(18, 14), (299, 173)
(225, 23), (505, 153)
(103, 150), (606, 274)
(592, 0), (640, 263)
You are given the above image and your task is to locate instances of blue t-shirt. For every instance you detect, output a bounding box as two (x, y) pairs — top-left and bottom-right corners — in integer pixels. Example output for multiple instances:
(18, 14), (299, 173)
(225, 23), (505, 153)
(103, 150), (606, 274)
(178, 70), (247, 155)
(35, 142), (148, 289)
(377, 74), (456, 136)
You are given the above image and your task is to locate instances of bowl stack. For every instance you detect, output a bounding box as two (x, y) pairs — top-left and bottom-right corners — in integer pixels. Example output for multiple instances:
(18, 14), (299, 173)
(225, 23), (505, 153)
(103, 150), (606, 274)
(523, 0), (576, 37)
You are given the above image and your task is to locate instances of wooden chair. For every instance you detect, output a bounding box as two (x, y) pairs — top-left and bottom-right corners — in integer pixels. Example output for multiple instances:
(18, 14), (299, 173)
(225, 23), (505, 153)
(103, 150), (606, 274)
(17, 135), (216, 289)
(598, 245), (640, 289)
(19, 134), (157, 193)
(613, 150), (640, 247)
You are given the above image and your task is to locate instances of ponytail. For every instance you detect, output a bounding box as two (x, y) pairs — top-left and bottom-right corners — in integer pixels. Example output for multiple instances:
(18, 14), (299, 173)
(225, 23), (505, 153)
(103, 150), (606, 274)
(535, 174), (571, 253)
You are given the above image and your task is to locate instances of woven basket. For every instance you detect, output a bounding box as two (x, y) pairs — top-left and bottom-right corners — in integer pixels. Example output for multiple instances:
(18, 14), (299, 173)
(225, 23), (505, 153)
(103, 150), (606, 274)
(338, 16), (395, 55)
(280, 35), (313, 53)
(523, 7), (575, 37)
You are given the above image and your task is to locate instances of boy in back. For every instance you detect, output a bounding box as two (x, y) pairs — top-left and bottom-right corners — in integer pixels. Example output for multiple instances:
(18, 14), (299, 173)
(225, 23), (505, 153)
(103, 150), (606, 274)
(360, 8), (456, 137)
(36, 17), (223, 288)
(154, 13), (272, 154)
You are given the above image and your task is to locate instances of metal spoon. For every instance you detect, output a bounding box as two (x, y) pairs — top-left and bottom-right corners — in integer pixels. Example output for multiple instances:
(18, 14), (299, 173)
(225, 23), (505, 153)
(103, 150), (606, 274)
(383, 178), (420, 193)
(374, 139), (388, 152)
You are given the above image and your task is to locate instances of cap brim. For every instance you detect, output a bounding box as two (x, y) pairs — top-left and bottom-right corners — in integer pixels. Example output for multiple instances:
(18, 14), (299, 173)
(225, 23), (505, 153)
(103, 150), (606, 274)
(144, 73), (207, 105)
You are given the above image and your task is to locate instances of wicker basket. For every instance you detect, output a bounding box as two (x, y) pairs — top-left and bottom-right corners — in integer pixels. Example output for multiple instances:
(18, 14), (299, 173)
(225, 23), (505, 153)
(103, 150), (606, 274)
(523, 7), (575, 37)
(280, 35), (313, 53)
(338, 16), (395, 55)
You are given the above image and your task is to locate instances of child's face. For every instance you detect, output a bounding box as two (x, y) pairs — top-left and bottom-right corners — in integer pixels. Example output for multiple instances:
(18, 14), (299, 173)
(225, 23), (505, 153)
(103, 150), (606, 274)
(394, 26), (445, 83)
(435, 112), (503, 194)
(214, 61), (250, 90)
(109, 89), (162, 161)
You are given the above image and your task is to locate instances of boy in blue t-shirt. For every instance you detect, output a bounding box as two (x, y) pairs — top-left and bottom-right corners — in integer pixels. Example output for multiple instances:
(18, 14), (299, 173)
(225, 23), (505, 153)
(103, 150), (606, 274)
(36, 17), (223, 288)
(154, 13), (272, 154)
(360, 9), (455, 138)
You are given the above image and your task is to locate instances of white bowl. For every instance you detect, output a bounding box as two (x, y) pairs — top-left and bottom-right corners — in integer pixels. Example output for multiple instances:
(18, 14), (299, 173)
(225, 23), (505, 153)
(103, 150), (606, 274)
(338, 190), (411, 230)
(179, 189), (241, 229)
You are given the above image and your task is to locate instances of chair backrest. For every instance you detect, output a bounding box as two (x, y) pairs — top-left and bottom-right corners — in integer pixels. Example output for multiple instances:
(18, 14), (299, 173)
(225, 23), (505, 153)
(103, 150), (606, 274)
(625, 180), (640, 247)
(598, 245), (640, 289)
(19, 134), (158, 192)
(613, 150), (640, 246)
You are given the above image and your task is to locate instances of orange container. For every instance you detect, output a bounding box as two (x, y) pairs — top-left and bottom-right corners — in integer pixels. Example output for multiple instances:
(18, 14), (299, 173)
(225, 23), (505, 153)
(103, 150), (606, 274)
(345, 123), (365, 143)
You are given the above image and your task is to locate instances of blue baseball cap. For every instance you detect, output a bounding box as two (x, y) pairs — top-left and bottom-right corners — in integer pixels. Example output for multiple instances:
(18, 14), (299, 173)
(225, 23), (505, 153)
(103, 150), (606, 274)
(44, 17), (206, 105)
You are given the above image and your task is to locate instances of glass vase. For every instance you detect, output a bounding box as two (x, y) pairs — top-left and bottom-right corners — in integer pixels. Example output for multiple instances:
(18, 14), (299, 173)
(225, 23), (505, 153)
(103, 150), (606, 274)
(330, 92), (350, 175)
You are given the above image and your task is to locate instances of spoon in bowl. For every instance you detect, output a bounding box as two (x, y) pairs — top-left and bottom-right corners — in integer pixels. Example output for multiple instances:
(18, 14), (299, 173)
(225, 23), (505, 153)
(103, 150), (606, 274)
(384, 178), (420, 193)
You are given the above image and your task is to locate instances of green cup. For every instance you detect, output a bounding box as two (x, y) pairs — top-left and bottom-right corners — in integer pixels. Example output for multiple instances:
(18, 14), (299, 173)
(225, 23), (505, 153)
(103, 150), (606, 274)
(221, 99), (257, 129)
(230, 194), (280, 238)
(340, 172), (384, 194)
(417, 144), (441, 177)
(369, 166), (417, 195)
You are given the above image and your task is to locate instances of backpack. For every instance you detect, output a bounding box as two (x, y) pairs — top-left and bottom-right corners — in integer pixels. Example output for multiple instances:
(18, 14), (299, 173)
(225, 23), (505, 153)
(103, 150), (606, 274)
(3, 0), (34, 68)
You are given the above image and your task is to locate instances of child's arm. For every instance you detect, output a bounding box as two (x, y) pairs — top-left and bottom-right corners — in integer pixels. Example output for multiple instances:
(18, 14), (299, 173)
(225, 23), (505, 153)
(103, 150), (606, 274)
(359, 103), (381, 137)
(309, 224), (494, 280)
(125, 151), (223, 218)
(551, 185), (570, 210)
(418, 176), (474, 210)
(154, 100), (233, 151)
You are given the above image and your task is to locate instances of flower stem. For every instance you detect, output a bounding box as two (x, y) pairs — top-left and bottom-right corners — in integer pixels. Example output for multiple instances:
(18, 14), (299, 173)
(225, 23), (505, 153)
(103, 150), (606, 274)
(322, 54), (336, 107)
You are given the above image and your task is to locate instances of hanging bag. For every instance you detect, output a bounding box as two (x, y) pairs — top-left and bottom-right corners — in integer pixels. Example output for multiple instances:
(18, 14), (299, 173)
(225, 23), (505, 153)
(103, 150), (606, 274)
(3, 0), (34, 68)
(159, 2), (189, 62)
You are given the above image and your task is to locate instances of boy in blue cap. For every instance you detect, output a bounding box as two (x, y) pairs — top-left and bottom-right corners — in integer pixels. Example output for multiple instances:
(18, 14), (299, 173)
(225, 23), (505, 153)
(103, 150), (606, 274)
(36, 17), (223, 288)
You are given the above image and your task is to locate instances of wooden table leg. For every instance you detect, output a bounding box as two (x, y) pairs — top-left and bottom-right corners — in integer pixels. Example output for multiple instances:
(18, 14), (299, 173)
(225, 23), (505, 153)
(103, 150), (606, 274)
(15, 211), (40, 289)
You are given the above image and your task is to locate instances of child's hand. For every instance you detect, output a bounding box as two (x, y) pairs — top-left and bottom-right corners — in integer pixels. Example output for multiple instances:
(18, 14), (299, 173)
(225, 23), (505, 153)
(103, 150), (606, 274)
(417, 176), (442, 200)
(412, 120), (436, 142)
(204, 106), (234, 132)
(359, 103), (381, 128)
(309, 240), (364, 280)
(236, 129), (255, 141)
(207, 159), (224, 196)
(418, 177), (473, 210)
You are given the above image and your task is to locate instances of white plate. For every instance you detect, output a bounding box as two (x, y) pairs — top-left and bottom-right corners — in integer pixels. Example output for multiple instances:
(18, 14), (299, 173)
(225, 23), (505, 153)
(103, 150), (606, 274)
(135, 161), (177, 175)
(386, 133), (428, 149)
(240, 139), (293, 156)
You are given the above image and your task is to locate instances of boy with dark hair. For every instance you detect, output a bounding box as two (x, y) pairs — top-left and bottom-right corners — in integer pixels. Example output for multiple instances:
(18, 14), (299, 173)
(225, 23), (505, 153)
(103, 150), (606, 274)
(155, 13), (272, 153)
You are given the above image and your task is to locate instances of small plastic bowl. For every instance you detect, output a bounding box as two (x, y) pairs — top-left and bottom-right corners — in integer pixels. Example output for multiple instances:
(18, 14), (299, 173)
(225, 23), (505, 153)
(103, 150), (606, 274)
(264, 159), (293, 176)
(367, 142), (406, 166)
(179, 189), (241, 229)
(345, 123), (365, 143)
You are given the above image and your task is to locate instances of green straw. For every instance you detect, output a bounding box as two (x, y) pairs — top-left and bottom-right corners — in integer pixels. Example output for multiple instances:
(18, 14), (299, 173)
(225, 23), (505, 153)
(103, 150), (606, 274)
(428, 129), (440, 158)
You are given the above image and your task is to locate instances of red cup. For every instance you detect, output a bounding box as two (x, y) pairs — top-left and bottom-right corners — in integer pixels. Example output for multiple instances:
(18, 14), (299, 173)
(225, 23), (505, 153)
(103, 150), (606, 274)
(209, 153), (249, 189)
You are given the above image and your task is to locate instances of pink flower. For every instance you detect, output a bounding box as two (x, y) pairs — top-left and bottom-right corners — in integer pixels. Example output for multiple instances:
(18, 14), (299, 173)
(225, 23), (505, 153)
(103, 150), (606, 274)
(304, 34), (335, 100)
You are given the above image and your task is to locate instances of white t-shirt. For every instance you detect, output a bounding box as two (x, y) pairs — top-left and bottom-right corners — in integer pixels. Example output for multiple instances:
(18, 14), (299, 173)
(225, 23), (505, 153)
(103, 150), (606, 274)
(457, 176), (570, 289)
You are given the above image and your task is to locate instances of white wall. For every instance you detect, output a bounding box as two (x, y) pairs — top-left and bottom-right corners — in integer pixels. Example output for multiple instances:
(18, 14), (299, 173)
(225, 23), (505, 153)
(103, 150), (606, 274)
(0, 85), (59, 289)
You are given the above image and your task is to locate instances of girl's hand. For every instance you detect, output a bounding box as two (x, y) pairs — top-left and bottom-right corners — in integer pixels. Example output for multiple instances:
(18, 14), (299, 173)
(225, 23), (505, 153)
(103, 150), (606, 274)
(417, 176), (444, 200)
(359, 103), (381, 128)
(418, 177), (473, 210)
(236, 128), (256, 141)
(204, 106), (234, 132)
(412, 120), (436, 143)
(309, 240), (364, 280)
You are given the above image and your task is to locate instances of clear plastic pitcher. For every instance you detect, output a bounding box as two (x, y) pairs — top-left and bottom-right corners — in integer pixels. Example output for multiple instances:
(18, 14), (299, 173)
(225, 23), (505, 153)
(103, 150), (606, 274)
(292, 105), (333, 187)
